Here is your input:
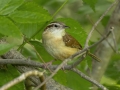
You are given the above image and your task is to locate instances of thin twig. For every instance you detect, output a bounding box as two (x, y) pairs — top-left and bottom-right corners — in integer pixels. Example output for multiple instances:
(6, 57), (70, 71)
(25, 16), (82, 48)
(28, 41), (53, 72)
(28, 42), (45, 63)
(17, 22), (49, 51)
(0, 70), (44, 90)
(111, 28), (118, 53)
(0, 28), (112, 69)
(17, 0), (68, 51)
(87, 15), (116, 52)
(89, 27), (113, 49)
(0, 26), (112, 90)
(33, 28), (112, 90)
(34, 58), (71, 90)
(72, 68), (108, 90)
(84, 1), (117, 48)
(52, 0), (68, 18)
(72, 29), (112, 58)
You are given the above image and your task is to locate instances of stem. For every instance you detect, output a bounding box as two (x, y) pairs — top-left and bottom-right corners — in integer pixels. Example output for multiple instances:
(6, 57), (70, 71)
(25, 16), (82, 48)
(52, 0), (68, 18)
(17, 22), (48, 51)
(17, 0), (68, 51)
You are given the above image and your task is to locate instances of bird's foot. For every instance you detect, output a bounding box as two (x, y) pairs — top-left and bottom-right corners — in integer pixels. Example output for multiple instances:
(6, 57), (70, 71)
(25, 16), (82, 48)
(43, 60), (55, 73)
(43, 61), (53, 69)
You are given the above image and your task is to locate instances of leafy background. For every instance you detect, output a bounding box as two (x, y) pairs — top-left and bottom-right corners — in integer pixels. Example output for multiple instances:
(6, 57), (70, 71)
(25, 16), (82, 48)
(0, 0), (119, 90)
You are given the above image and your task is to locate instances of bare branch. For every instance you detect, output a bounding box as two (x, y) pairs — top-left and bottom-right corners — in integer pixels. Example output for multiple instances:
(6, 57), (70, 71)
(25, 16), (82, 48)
(0, 56), (85, 70)
(33, 28), (112, 90)
(72, 28), (112, 58)
(91, 1), (120, 89)
(84, 1), (117, 48)
(0, 45), (72, 90)
(111, 29), (118, 53)
(87, 15), (116, 52)
(72, 68), (108, 90)
(0, 24), (112, 90)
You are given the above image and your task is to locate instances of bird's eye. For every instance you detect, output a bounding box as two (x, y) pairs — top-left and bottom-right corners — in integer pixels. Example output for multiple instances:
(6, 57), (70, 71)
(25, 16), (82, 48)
(54, 24), (58, 27)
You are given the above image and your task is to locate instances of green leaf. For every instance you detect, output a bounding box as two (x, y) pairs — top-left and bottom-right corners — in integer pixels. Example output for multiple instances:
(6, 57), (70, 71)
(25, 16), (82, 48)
(16, 23), (39, 38)
(22, 47), (38, 60)
(101, 16), (110, 27)
(105, 54), (120, 80)
(15, 22), (45, 39)
(57, 18), (87, 47)
(17, 2), (50, 15)
(0, 33), (4, 38)
(9, 2), (52, 23)
(0, 0), (24, 15)
(102, 85), (120, 90)
(54, 70), (91, 90)
(9, 2), (52, 38)
(0, 65), (24, 90)
(100, 54), (120, 89)
(29, 41), (53, 62)
(9, 10), (51, 23)
(0, 43), (15, 55)
(0, 16), (22, 38)
(0, 0), (11, 11)
(83, 0), (97, 11)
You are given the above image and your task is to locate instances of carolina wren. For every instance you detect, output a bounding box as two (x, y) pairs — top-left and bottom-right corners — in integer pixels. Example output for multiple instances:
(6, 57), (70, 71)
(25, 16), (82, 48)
(42, 21), (100, 62)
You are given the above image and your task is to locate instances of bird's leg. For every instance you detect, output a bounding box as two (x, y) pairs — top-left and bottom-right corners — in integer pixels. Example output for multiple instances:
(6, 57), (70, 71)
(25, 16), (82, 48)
(60, 63), (68, 71)
(43, 59), (56, 69)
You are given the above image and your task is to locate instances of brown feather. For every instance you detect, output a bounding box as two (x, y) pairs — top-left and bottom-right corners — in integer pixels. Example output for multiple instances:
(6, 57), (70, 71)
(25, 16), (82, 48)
(63, 33), (82, 50)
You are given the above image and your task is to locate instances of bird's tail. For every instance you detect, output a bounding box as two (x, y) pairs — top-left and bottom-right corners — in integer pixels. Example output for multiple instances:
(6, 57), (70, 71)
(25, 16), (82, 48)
(88, 52), (101, 62)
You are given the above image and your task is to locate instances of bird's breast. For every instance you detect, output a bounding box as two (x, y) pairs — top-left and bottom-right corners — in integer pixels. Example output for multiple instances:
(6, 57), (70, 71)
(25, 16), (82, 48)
(42, 34), (79, 60)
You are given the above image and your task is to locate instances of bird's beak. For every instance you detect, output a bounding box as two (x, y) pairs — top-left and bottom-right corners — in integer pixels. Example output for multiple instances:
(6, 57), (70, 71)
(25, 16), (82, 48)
(64, 25), (70, 29)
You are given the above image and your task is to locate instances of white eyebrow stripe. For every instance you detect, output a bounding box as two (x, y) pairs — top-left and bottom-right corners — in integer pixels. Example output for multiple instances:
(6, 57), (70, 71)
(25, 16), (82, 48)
(48, 23), (60, 26)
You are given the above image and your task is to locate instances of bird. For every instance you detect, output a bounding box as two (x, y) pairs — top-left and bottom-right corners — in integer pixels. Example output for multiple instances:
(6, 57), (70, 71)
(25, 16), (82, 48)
(42, 21), (100, 62)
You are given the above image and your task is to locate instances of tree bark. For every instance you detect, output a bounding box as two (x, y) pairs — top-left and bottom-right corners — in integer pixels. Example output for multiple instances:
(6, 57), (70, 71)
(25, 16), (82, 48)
(0, 40), (72, 90)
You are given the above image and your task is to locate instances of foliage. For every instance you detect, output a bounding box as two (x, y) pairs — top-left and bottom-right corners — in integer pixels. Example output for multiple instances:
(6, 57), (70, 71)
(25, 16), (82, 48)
(0, 0), (118, 90)
(83, 0), (97, 11)
(0, 65), (24, 90)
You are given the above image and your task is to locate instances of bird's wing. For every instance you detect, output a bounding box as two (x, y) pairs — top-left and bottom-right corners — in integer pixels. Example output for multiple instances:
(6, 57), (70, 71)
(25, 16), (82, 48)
(63, 33), (82, 49)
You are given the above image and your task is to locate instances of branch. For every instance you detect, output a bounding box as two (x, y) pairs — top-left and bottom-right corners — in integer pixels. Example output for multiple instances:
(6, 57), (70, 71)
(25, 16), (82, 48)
(91, 0), (120, 89)
(0, 25), (112, 90)
(17, 0), (68, 51)
(87, 15), (116, 52)
(0, 70), (44, 90)
(84, 1), (117, 48)
(72, 68), (108, 90)
(71, 28), (112, 59)
(1, 46), (72, 90)
(33, 28), (112, 90)
(52, 0), (68, 18)
(0, 56), (85, 70)
(111, 28), (118, 53)
(0, 59), (108, 90)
